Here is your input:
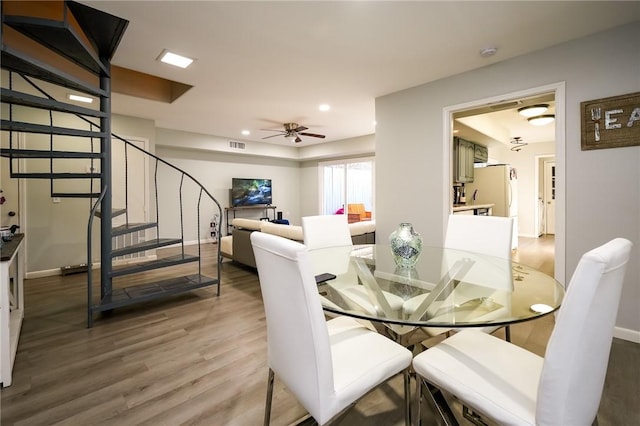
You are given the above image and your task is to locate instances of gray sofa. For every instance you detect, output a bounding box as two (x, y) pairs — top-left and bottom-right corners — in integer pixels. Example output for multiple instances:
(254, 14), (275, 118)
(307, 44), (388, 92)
(220, 218), (375, 269)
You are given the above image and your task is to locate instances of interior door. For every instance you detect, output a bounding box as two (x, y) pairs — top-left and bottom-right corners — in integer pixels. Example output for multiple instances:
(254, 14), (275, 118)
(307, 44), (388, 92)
(543, 160), (556, 235)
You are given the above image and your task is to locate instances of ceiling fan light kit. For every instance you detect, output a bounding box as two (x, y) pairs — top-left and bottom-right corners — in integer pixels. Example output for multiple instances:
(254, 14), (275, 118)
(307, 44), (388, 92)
(528, 114), (555, 126)
(518, 104), (549, 117)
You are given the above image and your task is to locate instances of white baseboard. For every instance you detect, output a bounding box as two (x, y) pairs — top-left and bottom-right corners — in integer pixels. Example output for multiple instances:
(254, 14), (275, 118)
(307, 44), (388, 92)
(613, 326), (640, 343)
(26, 255), (158, 280)
(26, 268), (63, 279)
(168, 238), (216, 247)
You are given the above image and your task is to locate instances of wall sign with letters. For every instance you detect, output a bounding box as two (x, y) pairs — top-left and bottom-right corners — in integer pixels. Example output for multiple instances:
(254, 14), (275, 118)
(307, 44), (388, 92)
(581, 92), (640, 150)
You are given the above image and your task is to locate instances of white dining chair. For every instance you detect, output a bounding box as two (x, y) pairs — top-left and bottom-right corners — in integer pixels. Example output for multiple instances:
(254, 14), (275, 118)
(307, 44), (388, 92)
(301, 214), (352, 250)
(251, 231), (413, 426)
(412, 237), (632, 426)
(403, 214), (514, 339)
(444, 214), (513, 259)
(302, 214), (405, 314)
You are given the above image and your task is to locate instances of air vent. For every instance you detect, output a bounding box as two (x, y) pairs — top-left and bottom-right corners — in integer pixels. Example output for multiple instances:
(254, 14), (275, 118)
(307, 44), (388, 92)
(229, 141), (245, 150)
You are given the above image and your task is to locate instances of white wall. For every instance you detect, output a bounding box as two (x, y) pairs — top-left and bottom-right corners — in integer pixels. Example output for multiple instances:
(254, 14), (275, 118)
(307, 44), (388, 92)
(156, 131), (302, 232)
(376, 23), (640, 338)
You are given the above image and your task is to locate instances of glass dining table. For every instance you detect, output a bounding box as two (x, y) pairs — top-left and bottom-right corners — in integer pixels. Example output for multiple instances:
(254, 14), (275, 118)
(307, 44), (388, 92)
(309, 244), (565, 346)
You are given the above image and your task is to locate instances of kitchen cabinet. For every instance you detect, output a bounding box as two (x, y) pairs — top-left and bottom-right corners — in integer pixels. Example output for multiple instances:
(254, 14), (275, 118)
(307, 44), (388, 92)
(474, 144), (488, 163)
(453, 137), (475, 183)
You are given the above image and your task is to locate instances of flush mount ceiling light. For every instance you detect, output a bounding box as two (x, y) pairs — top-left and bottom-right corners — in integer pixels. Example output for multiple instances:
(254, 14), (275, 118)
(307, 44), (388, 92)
(158, 50), (194, 68)
(528, 115), (555, 126)
(318, 104), (331, 112)
(518, 104), (549, 117)
(68, 93), (93, 103)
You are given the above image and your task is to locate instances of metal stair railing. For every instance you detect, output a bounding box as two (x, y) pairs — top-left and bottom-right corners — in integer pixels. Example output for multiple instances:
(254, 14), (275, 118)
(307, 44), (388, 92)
(84, 131), (223, 327)
(87, 186), (107, 328)
(3, 71), (223, 327)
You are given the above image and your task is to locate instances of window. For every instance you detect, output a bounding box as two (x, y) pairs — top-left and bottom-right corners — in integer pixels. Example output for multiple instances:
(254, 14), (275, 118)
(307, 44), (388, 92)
(319, 158), (374, 216)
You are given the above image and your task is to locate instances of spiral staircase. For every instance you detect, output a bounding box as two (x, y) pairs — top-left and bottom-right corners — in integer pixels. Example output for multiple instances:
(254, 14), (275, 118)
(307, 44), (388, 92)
(1, 1), (222, 327)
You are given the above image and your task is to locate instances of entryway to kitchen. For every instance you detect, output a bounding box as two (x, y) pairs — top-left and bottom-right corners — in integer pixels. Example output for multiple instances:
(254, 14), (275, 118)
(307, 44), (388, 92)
(445, 82), (565, 280)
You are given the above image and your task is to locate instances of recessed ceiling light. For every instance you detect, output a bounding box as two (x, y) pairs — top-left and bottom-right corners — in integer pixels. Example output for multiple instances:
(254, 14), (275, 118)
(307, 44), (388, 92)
(518, 104), (549, 117)
(241, 130), (250, 136)
(68, 94), (93, 103)
(319, 104), (331, 112)
(158, 50), (194, 69)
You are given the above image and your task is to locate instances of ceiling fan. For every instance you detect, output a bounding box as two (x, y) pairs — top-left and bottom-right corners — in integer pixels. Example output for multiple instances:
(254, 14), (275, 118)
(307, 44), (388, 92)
(510, 136), (528, 152)
(261, 123), (326, 143)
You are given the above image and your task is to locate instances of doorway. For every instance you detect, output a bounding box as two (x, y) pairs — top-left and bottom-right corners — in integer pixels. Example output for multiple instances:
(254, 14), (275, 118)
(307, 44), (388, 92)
(543, 160), (556, 234)
(443, 82), (565, 281)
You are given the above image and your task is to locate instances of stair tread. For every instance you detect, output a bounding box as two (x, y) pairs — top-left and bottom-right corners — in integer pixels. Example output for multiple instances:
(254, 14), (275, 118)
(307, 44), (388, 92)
(10, 172), (101, 179)
(1, 120), (106, 138)
(51, 192), (102, 198)
(111, 222), (158, 236)
(1, 88), (107, 118)
(110, 254), (200, 277)
(1, 148), (103, 159)
(111, 238), (182, 257)
(94, 274), (218, 311)
(95, 208), (127, 219)
(1, 47), (107, 97)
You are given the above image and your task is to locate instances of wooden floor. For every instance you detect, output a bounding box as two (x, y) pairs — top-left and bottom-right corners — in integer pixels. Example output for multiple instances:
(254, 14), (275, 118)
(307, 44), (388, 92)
(1, 236), (638, 425)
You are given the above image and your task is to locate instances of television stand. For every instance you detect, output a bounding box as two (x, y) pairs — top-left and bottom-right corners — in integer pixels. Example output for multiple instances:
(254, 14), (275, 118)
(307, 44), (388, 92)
(225, 205), (277, 235)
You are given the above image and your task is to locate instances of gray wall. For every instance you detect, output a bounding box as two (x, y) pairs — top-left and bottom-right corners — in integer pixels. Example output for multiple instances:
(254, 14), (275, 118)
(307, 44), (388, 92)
(376, 23), (640, 339)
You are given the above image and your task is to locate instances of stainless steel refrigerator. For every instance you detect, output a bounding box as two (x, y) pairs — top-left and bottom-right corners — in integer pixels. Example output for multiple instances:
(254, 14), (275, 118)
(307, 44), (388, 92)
(466, 164), (518, 249)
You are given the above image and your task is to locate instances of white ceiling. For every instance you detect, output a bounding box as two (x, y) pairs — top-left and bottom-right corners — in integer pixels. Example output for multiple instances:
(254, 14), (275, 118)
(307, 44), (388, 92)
(83, 1), (640, 147)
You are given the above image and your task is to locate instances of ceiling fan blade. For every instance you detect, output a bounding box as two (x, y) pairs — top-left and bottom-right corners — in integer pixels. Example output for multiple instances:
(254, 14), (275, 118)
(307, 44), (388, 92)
(295, 136), (302, 143)
(299, 132), (326, 139)
(261, 133), (284, 139)
(293, 126), (308, 132)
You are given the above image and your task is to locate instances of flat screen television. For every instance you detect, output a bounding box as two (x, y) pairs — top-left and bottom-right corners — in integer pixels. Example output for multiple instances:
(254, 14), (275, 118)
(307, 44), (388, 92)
(231, 178), (272, 207)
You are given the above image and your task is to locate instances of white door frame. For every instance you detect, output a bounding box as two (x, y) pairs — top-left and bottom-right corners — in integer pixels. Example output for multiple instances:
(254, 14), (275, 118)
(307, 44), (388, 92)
(442, 82), (566, 282)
